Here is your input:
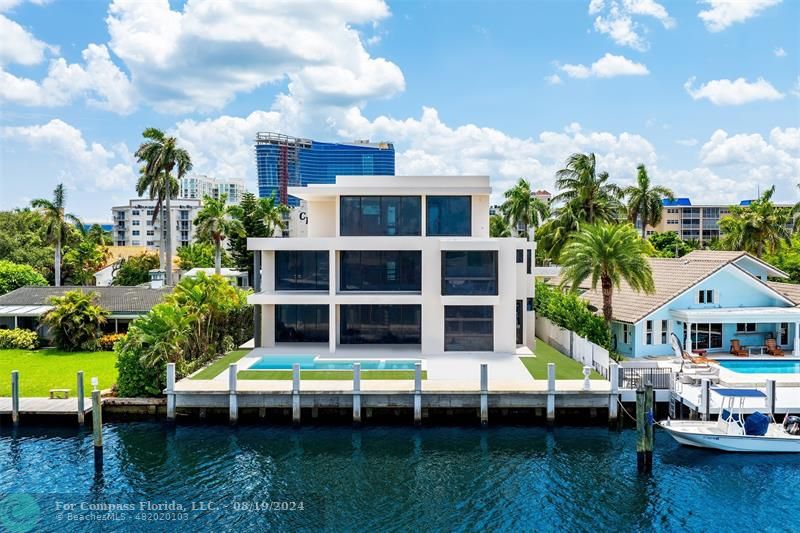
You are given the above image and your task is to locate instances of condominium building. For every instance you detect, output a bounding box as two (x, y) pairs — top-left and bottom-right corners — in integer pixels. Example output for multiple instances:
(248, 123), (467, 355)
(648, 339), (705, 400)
(179, 175), (247, 204)
(254, 132), (395, 206)
(111, 198), (202, 255)
(247, 175), (536, 354)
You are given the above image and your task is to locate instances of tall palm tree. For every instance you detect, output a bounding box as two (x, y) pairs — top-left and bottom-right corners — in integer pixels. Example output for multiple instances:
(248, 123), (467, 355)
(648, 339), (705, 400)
(500, 178), (550, 240)
(135, 128), (192, 285)
(194, 194), (245, 274)
(719, 186), (792, 257)
(552, 153), (624, 224)
(622, 164), (674, 238)
(135, 168), (178, 270)
(559, 223), (655, 322)
(31, 183), (83, 286)
(259, 192), (290, 237)
(489, 214), (512, 237)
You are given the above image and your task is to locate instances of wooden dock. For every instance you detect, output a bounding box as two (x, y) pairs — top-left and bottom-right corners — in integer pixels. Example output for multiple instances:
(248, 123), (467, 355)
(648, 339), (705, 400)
(0, 397), (93, 416)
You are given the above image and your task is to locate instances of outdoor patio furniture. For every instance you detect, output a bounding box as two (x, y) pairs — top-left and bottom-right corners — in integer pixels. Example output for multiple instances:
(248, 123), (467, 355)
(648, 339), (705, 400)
(765, 338), (785, 357)
(730, 339), (748, 357)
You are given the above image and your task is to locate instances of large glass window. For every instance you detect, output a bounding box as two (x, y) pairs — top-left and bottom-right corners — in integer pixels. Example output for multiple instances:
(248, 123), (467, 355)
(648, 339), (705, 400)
(441, 251), (498, 295)
(445, 306), (494, 351)
(690, 323), (722, 350)
(426, 196), (471, 236)
(275, 251), (329, 290)
(341, 251), (421, 291)
(340, 305), (421, 344)
(276, 305), (329, 342)
(340, 196), (421, 236)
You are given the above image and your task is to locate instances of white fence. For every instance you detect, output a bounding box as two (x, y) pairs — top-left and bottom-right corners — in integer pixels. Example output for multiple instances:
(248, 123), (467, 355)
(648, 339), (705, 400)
(536, 316), (611, 378)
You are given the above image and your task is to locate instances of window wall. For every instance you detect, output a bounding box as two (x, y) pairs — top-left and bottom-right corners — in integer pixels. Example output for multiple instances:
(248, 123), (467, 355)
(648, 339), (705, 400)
(275, 251), (329, 290)
(426, 196), (471, 236)
(340, 196), (421, 236)
(689, 323), (722, 350)
(340, 305), (421, 344)
(444, 306), (494, 351)
(276, 305), (329, 342)
(441, 251), (498, 295)
(340, 251), (421, 291)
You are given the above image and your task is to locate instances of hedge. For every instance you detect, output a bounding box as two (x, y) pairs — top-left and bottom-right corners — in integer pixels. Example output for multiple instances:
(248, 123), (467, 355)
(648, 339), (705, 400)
(0, 328), (39, 350)
(534, 281), (611, 349)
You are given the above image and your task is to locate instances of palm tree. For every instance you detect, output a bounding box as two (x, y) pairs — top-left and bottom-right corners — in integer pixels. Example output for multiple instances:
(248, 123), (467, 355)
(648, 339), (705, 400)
(31, 184), (83, 286)
(552, 153), (624, 224)
(500, 178), (549, 240)
(622, 164), (674, 238)
(194, 194), (245, 274)
(42, 289), (108, 351)
(719, 186), (792, 257)
(559, 223), (655, 322)
(259, 192), (290, 237)
(489, 214), (511, 237)
(135, 128), (192, 285)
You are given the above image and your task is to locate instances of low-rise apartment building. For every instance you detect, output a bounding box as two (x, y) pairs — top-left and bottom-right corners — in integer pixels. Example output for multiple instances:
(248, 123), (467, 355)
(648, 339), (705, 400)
(247, 175), (535, 355)
(111, 198), (202, 255)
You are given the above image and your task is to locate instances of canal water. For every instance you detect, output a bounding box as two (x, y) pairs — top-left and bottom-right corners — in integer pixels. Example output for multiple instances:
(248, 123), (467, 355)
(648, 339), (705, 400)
(1, 423), (797, 532)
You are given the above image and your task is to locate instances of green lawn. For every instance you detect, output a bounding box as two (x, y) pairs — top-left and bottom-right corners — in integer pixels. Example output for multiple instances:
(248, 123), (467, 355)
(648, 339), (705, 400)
(238, 370), (428, 380)
(191, 349), (250, 380)
(520, 339), (603, 380)
(0, 348), (117, 397)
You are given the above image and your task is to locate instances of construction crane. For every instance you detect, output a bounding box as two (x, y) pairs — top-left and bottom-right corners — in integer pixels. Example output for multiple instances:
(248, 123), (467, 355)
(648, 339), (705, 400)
(254, 132), (311, 205)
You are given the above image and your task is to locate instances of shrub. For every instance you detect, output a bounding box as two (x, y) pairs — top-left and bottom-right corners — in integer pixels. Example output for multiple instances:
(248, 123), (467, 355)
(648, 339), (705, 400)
(0, 260), (48, 295)
(0, 328), (39, 350)
(115, 342), (166, 398)
(534, 281), (611, 349)
(98, 333), (127, 351)
(41, 290), (109, 351)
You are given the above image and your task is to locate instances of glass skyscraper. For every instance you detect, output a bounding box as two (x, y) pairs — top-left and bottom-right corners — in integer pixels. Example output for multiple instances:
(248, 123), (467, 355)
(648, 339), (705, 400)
(255, 132), (395, 205)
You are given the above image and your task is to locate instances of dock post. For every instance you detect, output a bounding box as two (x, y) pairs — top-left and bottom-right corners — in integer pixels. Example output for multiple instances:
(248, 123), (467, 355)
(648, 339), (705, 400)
(546, 363), (555, 425)
(700, 378), (710, 421)
(77, 371), (85, 425)
(292, 363), (301, 426)
(635, 384), (654, 473)
(91, 378), (103, 470)
(765, 379), (776, 415)
(11, 370), (19, 426)
(352, 363), (361, 426)
(608, 362), (619, 427)
(582, 366), (592, 391)
(166, 363), (176, 421)
(229, 363), (238, 425)
(413, 362), (422, 426)
(480, 363), (488, 427)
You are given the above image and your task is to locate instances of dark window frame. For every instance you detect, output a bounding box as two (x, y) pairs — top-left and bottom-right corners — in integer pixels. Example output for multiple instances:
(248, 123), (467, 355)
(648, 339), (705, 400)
(526, 249), (532, 274)
(444, 305), (494, 351)
(275, 250), (329, 291)
(275, 304), (329, 343)
(340, 304), (421, 344)
(441, 250), (498, 295)
(340, 195), (421, 236)
(426, 195), (472, 236)
(340, 250), (422, 292)
(516, 249), (524, 263)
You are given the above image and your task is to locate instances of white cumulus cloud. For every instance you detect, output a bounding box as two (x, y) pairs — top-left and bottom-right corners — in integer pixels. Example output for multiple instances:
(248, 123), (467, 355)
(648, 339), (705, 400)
(559, 53), (649, 79)
(684, 76), (784, 106)
(591, 0), (675, 51)
(774, 47), (787, 57)
(698, 0), (782, 32)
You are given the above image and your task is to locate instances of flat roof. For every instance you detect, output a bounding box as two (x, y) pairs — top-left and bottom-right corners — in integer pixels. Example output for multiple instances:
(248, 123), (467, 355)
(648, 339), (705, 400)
(289, 175), (492, 200)
(670, 306), (800, 323)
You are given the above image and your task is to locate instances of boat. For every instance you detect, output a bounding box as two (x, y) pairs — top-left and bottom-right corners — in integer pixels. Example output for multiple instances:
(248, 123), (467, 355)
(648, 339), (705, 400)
(659, 388), (800, 452)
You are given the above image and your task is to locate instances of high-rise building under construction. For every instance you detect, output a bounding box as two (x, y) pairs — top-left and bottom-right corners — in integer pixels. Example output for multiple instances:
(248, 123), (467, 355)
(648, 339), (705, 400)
(254, 132), (395, 205)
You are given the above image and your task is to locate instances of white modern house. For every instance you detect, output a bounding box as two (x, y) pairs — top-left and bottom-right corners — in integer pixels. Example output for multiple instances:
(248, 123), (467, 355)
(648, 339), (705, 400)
(247, 175), (535, 355)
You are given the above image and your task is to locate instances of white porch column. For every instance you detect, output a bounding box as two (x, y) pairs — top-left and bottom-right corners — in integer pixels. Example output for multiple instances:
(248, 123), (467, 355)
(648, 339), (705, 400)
(793, 322), (799, 356)
(329, 303), (336, 354)
(685, 322), (693, 353)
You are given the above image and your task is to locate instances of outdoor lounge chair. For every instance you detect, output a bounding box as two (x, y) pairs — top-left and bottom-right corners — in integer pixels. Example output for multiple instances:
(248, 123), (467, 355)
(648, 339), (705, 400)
(765, 338), (785, 357)
(730, 339), (748, 357)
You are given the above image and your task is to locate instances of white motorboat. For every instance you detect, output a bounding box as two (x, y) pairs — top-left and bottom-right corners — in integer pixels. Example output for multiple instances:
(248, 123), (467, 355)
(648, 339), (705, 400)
(659, 388), (800, 452)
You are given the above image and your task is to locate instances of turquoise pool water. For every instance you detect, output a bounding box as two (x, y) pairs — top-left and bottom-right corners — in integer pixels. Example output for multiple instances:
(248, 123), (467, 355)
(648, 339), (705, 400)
(2, 423), (798, 531)
(719, 360), (800, 374)
(249, 355), (419, 371)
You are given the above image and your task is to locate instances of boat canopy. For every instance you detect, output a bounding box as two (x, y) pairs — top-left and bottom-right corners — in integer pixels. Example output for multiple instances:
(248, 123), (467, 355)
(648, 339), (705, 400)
(711, 388), (766, 398)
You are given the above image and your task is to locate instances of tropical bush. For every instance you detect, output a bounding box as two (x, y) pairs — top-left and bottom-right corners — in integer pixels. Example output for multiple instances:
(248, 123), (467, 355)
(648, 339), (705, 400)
(116, 272), (252, 396)
(0, 260), (48, 295)
(115, 341), (166, 397)
(98, 333), (127, 351)
(0, 328), (39, 350)
(534, 281), (611, 349)
(41, 290), (109, 351)
(112, 252), (160, 286)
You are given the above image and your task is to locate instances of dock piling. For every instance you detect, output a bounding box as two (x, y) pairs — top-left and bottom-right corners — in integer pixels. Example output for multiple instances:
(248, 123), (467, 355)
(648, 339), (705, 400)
(413, 362), (422, 426)
(11, 370), (19, 425)
(608, 362), (619, 427)
(765, 379), (776, 415)
(166, 363), (176, 421)
(635, 383), (654, 473)
(292, 363), (301, 425)
(77, 371), (85, 425)
(91, 378), (103, 470)
(700, 378), (710, 421)
(480, 363), (488, 426)
(582, 366), (592, 391)
(229, 363), (238, 425)
(353, 363), (361, 426)
(546, 363), (555, 424)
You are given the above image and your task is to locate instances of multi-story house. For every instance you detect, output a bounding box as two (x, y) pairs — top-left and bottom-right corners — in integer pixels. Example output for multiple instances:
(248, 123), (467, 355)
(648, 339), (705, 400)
(111, 198), (202, 255)
(179, 175), (247, 204)
(247, 175), (535, 355)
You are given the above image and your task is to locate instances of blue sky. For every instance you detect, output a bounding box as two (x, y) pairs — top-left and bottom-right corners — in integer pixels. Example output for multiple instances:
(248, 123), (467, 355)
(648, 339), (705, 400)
(0, 0), (798, 221)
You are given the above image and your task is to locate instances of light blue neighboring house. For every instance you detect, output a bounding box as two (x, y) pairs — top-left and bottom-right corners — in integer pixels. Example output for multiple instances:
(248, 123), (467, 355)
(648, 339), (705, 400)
(576, 251), (800, 358)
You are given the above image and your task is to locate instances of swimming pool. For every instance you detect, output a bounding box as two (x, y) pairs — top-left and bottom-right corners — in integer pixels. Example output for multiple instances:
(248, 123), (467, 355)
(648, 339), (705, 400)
(719, 360), (800, 374)
(248, 355), (420, 371)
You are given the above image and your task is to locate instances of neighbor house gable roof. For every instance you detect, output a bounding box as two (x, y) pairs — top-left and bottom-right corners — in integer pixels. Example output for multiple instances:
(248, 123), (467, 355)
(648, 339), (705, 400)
(681, 250), (788, 279)
(0, 286), (170, 313)
(766, 281), (800, 306)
